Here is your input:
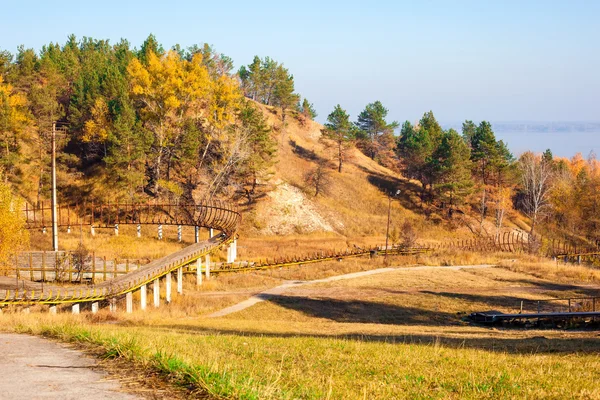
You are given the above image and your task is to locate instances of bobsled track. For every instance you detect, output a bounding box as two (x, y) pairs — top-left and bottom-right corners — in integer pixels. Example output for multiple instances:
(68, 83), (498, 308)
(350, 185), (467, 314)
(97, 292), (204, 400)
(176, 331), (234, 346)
(1, 201), (241, 311)
(2, 201), (599, 314)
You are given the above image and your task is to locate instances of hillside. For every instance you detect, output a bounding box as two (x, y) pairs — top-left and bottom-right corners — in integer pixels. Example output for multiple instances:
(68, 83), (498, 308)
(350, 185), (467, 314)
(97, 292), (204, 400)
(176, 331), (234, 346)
(241, 103), (504, 244)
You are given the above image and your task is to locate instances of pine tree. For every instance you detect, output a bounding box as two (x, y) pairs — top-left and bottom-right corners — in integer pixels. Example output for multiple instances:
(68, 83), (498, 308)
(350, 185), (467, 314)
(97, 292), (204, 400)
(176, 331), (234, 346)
(396, 112), (444, 202)
(431, 129), (473, 208)
(322, 105), (355, 173)
(355, 101), (399, 162)
(461, 120), (477, 147)
(272, 65), (298, 124)
(234, 101), (277, 203)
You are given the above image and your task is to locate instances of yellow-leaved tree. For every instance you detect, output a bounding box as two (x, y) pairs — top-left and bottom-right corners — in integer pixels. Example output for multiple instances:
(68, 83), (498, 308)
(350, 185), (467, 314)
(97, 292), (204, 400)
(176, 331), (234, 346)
(128, 50), (213, 195)
(0, 176), (29, 275)
(82, 97), (110, 144)
(128, 49), (244, 199)
(0, 75), (29, 175)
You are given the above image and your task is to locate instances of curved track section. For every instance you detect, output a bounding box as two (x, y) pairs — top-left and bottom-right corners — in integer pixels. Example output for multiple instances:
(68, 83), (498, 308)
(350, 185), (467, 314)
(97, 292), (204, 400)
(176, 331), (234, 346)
(24, 201), (240, 232)
(1, 201), (241, 306)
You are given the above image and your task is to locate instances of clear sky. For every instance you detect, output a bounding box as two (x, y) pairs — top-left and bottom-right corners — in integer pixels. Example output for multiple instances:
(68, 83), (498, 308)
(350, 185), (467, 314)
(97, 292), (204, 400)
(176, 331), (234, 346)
(1, 0), (599, 155)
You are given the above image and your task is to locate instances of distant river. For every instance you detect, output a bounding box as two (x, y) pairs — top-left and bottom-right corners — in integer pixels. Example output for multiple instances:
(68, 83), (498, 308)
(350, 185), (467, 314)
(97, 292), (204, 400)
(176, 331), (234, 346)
(495, 131), (600, 159)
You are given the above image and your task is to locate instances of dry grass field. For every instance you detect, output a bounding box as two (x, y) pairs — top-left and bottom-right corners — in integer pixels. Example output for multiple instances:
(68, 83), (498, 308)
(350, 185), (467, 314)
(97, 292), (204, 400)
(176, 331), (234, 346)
(2, 252), (600, 399)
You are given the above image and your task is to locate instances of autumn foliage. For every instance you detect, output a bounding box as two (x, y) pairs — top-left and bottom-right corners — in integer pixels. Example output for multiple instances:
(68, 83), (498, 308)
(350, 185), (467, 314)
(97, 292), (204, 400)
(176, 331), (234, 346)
(0, 35), (278, 205)
(0, 177), (28, 274)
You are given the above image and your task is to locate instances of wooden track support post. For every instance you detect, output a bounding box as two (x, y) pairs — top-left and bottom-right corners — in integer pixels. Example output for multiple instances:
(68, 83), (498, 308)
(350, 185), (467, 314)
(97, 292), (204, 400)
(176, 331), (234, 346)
(126, 292), (133, 313)
(165, 273), (172, 303)
(227, 245), (233, 263)
(205, 254), (211, 279)
(196, 258), (202, 286)
(177, 267), (183, 294)
(140, 284), (147, 310)
(153, 279), (160, 308)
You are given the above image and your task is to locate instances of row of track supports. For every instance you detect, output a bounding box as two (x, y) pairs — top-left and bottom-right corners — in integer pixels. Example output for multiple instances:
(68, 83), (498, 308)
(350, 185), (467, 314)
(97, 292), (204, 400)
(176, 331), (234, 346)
(46, 253), (218, 315)
(9, 252), (223, 314)
(45, 224), (209, 244)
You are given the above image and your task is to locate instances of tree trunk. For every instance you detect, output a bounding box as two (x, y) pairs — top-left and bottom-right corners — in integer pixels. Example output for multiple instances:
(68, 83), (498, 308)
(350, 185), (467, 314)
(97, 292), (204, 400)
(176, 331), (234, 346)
(530, 213), (537, 236)
(338, 142), (343, 173)
(153, 147), (163, 196)
(479, 187), (486, 233)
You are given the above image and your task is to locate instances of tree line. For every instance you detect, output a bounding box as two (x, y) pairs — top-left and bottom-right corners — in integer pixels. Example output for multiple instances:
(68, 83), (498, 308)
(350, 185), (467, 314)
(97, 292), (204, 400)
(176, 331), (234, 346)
(1, 34), (597, 246)
(0, 34), (281, 206)
(321, 102), (599, 244)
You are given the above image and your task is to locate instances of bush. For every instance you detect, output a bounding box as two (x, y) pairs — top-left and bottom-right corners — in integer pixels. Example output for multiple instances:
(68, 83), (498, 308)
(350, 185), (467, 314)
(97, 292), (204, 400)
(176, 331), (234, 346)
(0, 177), (29, 275)
(400, 221), (418, 248)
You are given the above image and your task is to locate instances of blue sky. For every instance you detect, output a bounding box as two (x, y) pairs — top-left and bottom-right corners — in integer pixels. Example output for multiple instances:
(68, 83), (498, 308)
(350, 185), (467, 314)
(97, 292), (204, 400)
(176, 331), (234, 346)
(1, 0), (599, 155)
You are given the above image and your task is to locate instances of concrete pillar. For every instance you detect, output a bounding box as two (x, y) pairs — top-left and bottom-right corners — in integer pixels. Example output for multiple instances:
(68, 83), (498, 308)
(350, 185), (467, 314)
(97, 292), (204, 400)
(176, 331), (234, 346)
(72, 304), (80, 314)
(205, 254), (211, 279)
(109, 298), (117, 313)
(140, 284), (147, 310)
(196, 258), (203, 286)
(22, 307), (30, 314)
(177, 225), (182, 242)
(577, 255), (582, 264)
(91, 302), (99, 314)
(233, 239), (237, 261)
(153, 279), (160, 308)
(165, 273), (172, 303)
(114, 224), (119, 236)
(67, 226), (71, 234)
(177, 267), (183, 294)
(209, 228), (214, 238)
(49, 305), (57, 314)
(126, 292), (133, 313)
(158, 224), (163, 240)
(42, 227), (47, 234)
(90, 226), (95, 236)
(227, 246), (232, 263)
(195, 226), (199, 243)
(137, 224), (141, 238)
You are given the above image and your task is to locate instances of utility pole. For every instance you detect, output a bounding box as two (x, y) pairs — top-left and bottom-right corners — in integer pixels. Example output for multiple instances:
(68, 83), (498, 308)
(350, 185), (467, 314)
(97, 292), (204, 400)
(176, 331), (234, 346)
(51, 123), (58, 252)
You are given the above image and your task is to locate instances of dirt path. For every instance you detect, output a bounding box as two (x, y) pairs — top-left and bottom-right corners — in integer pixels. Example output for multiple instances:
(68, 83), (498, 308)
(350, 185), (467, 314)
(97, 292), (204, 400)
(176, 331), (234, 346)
(0, 333), (139, 399)
(208, 264), (494, 317)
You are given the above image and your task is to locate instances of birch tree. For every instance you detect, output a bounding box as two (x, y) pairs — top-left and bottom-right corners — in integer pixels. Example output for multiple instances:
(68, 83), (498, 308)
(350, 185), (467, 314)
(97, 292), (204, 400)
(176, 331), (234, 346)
(518, 151), (554, 236)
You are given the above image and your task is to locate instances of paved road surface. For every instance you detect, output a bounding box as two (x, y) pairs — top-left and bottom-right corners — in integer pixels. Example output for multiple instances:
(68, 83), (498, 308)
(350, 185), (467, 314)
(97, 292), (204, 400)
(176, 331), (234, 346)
(208, 264), (494, 317)
(0, 333), (139, 400)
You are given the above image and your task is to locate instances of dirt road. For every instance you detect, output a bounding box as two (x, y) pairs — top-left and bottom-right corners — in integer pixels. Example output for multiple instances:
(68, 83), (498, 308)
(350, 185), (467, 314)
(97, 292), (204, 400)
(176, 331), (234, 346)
(0, 333), (139, 400)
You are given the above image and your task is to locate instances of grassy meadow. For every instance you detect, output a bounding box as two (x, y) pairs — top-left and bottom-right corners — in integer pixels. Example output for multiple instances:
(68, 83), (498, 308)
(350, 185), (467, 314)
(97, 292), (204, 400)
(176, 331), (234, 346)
(2, 252), (600, 399)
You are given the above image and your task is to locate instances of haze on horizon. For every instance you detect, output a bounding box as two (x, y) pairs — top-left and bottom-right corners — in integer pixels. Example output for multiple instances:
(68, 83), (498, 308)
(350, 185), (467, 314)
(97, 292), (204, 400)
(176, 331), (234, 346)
(1, 0), (598, 157)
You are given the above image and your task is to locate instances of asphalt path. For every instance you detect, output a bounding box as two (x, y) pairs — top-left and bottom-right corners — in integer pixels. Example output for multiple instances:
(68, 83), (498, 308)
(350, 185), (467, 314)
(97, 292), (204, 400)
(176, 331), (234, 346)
(0, 333), (139, 400)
